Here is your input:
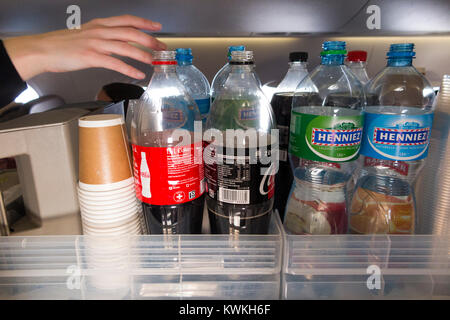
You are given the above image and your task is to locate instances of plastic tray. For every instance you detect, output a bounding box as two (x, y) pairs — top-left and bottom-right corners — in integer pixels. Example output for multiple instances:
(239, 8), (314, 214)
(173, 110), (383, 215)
(0, 213), (283, 300)
(282, 233), (450, 299)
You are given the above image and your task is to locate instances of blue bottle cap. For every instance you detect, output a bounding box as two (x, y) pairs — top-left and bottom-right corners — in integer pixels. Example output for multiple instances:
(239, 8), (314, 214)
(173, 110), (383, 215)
(175, 48), (193, 62)
(387, 43), (416, 58)
(228, 45), (245, 53)
(320, 41), (347, 56)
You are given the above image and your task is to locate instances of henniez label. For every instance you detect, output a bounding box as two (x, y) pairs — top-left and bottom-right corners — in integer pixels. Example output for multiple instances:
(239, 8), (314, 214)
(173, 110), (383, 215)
(360, 112), (434, 161)
(132, 143), (204, 205)
(289, 110), (364, 162)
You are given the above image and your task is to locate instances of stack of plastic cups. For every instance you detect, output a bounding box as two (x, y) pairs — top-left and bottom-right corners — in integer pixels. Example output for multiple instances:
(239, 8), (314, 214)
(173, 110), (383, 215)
(417, 75), (450, 236)
(78, 114), (144, 294)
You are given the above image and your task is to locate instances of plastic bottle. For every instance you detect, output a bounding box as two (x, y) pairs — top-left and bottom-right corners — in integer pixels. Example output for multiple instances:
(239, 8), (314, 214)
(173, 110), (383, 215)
(346, 50), (370, 85)
(284, 41), (365, 235)
(204, 51), (276, 234)
(271, 51), (309, 219)
(349, 43), (435, 234)
(211, 45), (262, 101)
(175, 48), (211, 124)
(131, 51), (204, 235)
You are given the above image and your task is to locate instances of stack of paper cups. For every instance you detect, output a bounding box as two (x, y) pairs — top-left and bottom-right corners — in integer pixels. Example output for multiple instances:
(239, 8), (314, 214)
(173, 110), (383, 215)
(78, 114), (143, 291)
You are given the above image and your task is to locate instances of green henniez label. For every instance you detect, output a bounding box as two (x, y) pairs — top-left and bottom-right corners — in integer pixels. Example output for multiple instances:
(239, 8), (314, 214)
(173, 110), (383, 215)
(289, 109), (363, 162)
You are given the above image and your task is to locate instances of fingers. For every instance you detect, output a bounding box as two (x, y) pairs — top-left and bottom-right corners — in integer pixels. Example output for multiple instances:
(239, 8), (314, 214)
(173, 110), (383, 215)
(87, 26), (166, 51)
(87, 14), (162, 31)
(95, 39), (153, 65)
(87, 52), (146, 79)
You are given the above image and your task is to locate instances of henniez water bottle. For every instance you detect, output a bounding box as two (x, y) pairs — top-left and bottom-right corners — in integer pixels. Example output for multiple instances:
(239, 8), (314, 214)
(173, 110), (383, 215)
(131, 50), (205, 235)
(284, 41), (365, 235)
(204, 51), (277, 234)
(271, 51), (309, 220)
(349, 43), (435, 234)
(346, 50), (370, 85)
(211, 45), (245, 101)
(176, 48), (211, 124)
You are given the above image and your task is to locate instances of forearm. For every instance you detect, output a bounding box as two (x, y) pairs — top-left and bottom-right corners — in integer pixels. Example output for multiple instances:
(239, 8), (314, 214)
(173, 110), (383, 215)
(3, 35), (47, 81)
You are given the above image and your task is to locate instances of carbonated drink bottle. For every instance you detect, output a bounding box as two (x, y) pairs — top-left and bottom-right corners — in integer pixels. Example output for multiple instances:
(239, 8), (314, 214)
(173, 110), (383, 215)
(176, 48), (211, 124)
(349, 43), (435, 234)
(204, 51), (276, 234)
(211, 45), (245, 101)
(131, 51), (205, 234)
(211, 45), (262, 101)
(271, 51), (308, 219)
(284, 41), (365, 235)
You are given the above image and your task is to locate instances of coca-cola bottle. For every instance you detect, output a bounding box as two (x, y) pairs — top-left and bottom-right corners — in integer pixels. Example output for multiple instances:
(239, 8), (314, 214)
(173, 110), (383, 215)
(204, 51), (276, 235)
(131, 51), (205, 234)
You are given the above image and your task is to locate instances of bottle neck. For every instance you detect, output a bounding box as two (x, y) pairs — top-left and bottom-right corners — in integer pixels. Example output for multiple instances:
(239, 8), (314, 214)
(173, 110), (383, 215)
(289, 61), (308, 70)
(387, 58), (413, 67)
(226, 64), (260, 87)
(347, 61), (367, 68)
(229, 64), (256, 73)
(177, 60), (193, 66)
(321, 55), (345, 65)
(152, 64), (178, 73)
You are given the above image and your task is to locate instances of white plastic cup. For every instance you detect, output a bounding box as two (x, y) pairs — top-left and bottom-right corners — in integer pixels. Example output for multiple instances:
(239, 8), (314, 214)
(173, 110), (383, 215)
(79, 196), (138, 211)
(81, 212), (139, 228)
(82, 219), (141, 235)
(78, 193), (137, 207)
(80, 206), (139, 222)
(78, 183), (135, 197)
(80, 201), (138, 216)
(81, 212), (140, 229)
(79, 177), (134, 192)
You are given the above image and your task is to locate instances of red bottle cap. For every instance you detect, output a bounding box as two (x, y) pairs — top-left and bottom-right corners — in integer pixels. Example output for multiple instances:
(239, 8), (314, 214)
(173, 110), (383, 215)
(347, 50), (367, 62)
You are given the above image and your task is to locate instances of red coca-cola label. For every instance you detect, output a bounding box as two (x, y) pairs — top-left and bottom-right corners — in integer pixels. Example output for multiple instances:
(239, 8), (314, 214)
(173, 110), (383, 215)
(132, 143), (204, 205)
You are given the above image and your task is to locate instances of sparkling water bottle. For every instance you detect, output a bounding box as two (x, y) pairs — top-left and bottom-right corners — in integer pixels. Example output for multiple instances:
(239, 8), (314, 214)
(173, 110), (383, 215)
(349, 43), (435, 234)
(270, 51), (309, 219)
(284, 41), (365, 235)
(131, 51), (204, 235)
(346, 50), (370, 85)
(204, 51), (276, 235)
(176, 48), (211, 124)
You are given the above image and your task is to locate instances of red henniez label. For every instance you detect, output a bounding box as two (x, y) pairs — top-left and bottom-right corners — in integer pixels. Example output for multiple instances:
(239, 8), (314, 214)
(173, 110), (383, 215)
(132, 143), (204, 205)
(364, 157), (409, 176)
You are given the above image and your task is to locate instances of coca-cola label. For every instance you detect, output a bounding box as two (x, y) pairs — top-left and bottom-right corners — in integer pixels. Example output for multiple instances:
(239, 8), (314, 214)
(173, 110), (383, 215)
(204, 142), (275, 205)
(132, 143), (204, 205)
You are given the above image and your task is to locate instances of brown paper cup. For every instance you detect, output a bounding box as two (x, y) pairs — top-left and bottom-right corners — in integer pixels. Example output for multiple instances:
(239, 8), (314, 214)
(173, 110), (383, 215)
(79, 114), (132, 185)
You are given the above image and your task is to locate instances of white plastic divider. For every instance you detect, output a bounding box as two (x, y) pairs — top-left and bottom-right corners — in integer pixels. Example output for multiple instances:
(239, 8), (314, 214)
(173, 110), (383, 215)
(0, 213), (283, 300)
(282, 232), (450, 300)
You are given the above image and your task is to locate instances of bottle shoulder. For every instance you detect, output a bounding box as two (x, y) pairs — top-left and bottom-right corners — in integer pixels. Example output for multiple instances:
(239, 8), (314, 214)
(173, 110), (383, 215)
(366, 66), (436, 109)
(176, 65), (211, 97)
(294, 64), (365, 109)
(277, 68), (309, 92)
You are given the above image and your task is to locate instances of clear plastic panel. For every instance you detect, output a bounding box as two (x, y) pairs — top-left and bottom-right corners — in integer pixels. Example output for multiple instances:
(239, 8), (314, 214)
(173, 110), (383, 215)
(283, 233), (450, 299)
(0, 214), (282, 300)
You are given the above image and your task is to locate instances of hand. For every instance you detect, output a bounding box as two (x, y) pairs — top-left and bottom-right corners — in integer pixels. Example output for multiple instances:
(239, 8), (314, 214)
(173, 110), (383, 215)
(3, 15), (167, 81)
